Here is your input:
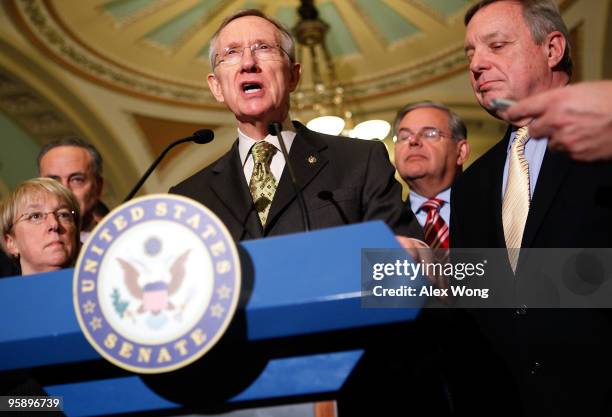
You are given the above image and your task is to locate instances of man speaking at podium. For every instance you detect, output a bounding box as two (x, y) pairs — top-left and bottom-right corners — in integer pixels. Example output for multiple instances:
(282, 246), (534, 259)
(170, 9), (421, 242)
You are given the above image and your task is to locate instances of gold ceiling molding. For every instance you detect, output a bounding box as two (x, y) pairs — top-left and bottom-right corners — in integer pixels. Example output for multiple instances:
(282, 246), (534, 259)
(0, 65), (124, 207)
(0, 69), (78, 143)
(145, 2), (228, 54)
(295, 44), (468, 106)
(0, 31), (142, 207)
(8, 0), (470, 108)
(101, 0), (177, 28)
(9, 0), (221, 108)
(398, 0), (454, 25)
(346, 0), (392, 49)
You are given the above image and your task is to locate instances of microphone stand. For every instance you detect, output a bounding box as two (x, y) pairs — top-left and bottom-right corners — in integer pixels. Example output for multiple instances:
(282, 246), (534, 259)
(268, 123), (311, 232)
(123, 129), (214, 203)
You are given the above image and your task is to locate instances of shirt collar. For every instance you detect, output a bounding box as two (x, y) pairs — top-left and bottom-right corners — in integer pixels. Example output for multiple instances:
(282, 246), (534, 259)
(238, 118), (296, 166)
(409, 188), (451, 213)
(506, 126), (546, 153)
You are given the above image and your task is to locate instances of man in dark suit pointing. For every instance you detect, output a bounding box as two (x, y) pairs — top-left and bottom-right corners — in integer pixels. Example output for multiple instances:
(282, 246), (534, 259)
(170, 9), (421, 243)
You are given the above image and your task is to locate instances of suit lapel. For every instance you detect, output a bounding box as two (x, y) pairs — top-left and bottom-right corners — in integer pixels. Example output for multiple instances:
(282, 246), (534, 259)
(521, 149), (571, 248)
(210, 143), (263, 239)
(265, 126), (329, 231)
(491, 128), (512, 248)
(483, 127), (512, 248)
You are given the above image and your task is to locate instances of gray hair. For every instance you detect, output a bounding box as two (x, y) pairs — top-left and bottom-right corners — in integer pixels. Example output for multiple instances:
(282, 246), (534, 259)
(393, 101), (467, 141)
(464, 0), (572, 77)
(37, 137), (103, 180)
(208, 9), (296, 69)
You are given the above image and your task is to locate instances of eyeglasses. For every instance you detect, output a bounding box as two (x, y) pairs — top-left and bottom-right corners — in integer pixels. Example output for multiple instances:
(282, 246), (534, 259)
(396, 127), (453, 143)
(12, 208), (76, 229)
(214, 42), (289, 68)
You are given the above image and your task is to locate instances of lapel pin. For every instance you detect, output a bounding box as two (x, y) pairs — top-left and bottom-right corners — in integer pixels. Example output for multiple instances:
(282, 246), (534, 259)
(307, 155), (317, 164)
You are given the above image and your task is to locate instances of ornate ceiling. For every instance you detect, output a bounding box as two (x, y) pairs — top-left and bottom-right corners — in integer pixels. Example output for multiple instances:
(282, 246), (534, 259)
(8, 0), (474, 107)
(0, 0), (610, 206)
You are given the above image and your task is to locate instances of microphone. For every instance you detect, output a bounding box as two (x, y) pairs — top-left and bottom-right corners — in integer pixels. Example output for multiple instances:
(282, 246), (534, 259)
(268, 122), (310, 232)
(317, 191), (349, 225)
(123, 129), (214, 202)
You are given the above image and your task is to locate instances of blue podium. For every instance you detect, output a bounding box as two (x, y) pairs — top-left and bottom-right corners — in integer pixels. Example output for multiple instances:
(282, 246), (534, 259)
(0, 222), (424, 416)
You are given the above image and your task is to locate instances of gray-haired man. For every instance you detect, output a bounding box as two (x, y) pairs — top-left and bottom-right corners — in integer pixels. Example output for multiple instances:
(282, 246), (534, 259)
(394, 101), (469, 248)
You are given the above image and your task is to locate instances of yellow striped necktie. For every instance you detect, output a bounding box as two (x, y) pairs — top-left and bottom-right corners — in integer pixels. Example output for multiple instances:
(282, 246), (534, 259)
(249, 141), (277, 226)
(502, 126), (530, 272)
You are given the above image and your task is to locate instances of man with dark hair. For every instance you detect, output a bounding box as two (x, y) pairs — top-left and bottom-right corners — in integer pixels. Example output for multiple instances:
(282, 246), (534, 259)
(170, 9), (421, 242)
(451, 1), (612, 415)
(394, 101), (470, 248)
(38, 137), (106, 241)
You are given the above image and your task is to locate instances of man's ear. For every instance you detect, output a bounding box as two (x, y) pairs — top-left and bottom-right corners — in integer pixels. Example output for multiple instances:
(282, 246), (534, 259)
(456, 139), (471, 166)
(288, 62), (301, 93)
(207, 73), (225, 103)
(4, 234), (18, 258)
(545, 31), (566, 69)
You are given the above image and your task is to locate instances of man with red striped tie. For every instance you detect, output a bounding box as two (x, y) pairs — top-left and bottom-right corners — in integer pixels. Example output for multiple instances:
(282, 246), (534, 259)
(393, 101), (470, 251)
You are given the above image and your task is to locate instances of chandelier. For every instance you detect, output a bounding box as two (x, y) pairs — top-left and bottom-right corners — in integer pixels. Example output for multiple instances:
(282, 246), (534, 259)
(292, 0), (391, 140)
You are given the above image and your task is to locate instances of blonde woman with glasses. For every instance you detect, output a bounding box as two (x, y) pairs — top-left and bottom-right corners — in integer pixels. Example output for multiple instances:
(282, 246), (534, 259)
(0, 177), (80, 276)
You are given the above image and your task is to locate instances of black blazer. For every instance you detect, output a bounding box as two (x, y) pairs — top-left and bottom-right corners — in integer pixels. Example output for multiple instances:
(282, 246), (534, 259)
(452, 126), (612, 250)
(449, 127), (612, 416)
(0, 250), (19, 278)
(170, 122), (421, 241)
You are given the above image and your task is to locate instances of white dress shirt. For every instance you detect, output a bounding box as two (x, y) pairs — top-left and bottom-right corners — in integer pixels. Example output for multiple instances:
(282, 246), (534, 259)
(238, 119), (296, 183)
(409, 188), (451, 228)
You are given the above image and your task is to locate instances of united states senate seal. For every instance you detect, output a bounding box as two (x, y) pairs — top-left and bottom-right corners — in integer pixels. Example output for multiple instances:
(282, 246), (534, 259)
(73, 194), (241, 373)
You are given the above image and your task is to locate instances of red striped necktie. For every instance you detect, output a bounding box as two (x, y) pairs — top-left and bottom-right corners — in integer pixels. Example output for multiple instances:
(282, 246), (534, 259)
(420, 198), (449, 249)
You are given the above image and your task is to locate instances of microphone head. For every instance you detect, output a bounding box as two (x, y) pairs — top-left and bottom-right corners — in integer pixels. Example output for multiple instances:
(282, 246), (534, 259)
(267, 122), (283, 136)
(318, 191), (333, 201)
(192, 129), (214, 144)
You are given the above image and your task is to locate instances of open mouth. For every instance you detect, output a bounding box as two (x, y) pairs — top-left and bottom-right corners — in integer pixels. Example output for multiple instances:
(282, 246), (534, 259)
(242, 82), (262, 94)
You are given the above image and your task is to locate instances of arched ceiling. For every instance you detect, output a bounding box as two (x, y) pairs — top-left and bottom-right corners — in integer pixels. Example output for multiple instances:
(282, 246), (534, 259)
(8, 0), (476, 106)
(0, 0), (609, 207)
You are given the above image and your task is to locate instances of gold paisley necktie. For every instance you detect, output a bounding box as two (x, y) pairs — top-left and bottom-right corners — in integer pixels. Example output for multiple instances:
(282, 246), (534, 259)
(249, 141), (277, 226)
(502, 126), (530, 272)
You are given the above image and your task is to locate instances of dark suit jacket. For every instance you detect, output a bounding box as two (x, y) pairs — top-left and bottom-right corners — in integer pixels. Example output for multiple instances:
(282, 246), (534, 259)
(450, 127), (612, 416)
(0, 249), (19, 278)
(170, 122), (421, 241)
(452, 126), (612, 250)
(170, 123), (435, 415)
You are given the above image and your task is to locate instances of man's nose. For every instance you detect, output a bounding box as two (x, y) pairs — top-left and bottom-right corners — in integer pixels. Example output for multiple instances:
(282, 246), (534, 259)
(408, 135), (422, 147)
(469, 49), (489, 74)
(240, 47), (258, 71)
(59, 178), (71, 189)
